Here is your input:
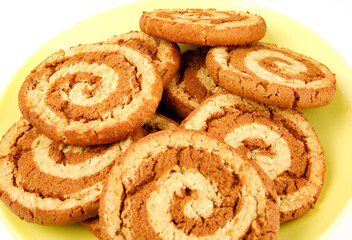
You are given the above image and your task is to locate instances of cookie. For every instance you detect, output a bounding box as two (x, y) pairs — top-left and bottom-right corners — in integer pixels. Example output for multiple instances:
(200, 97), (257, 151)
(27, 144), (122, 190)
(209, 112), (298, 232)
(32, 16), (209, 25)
(140, 8), (266, 46)
(206, 42), (336, 108)
(18, 41), (163, 146)
(163, 47), (225, 119)
(105, 31), (181, 88)
(99, 129), (280, 240)
(0, 118), (143, 225)
(81, 113), (178, 238)
(181, 92), (325, 222)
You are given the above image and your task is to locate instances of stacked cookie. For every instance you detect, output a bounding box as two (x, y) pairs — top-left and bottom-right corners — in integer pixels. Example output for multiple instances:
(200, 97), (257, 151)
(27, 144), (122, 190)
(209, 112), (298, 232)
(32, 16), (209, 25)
(0, 8), (336, 240)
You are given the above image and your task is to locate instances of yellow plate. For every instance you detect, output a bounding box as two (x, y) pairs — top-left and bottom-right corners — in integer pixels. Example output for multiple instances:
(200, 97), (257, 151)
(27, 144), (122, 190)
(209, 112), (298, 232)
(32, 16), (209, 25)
(0, 0), (352, 239)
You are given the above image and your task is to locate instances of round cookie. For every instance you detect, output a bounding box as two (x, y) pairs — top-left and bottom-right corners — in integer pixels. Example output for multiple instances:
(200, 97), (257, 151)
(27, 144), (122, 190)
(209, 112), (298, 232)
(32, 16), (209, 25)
(163, 47), (225, 119)
(181, 92), (325, 222)
(81, 113), (178, 239)
(18, 41), (163, 146)
(140, 8), (266, 46)
(100, 129), (280, 240)
(105, 31), (181, 88)
(0, 118), (143, 225)
(206, 42), (336, 108)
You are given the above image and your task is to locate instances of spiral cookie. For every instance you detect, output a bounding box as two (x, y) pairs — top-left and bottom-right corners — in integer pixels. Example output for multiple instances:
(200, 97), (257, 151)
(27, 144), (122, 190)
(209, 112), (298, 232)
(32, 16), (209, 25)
(100, 129), (280, 240)
(206, 42), (336, 108)
(181, 92), (325, 222)
(81, 113), (178, 239)
(163, 47), (225, 119)
(0, 118), (143, 225)
(140, 8), (266, 46)
(104, 31), (181, 88)
(18, 41), (163, 146)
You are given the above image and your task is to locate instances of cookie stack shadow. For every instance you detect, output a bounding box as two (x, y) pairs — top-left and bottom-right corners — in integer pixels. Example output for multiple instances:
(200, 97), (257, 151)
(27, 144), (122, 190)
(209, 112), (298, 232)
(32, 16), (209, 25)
(0, 8), (336, 240)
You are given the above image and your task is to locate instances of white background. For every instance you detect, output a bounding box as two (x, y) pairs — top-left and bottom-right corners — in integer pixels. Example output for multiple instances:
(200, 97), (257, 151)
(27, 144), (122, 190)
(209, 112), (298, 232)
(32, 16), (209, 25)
(0, 0), (351, 239)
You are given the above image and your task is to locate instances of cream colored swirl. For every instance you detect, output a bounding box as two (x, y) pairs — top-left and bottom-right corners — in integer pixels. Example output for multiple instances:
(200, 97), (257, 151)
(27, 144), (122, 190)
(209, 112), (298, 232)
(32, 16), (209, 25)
(0, 119), (135, 218)
(100, 130), (278, 240)
(31, 134), (132, 179)
(224, 123), (291, 180)
(146, 168), (258, 240)
(244, 49), (308, 86)
(20, 42), (162, 145)
(27, 44), (152, 125)
(154, 9), (261, 28)
(181, 93), (325, 221)
(49, 62), (119, 106)
(0, 156), (102, 211)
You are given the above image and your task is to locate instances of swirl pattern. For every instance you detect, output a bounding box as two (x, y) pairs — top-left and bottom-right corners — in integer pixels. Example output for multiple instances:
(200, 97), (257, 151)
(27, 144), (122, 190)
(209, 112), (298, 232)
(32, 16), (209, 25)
(181, 92), (325, 222)
(19, 42), (163, 146)
(100, 129), (279, 240)
(0, 118), (142, 225)
(140, 8), (266, 46)
(206, 42), (336, 108)
(81, 113), (179, 238)
(104, 31), (181, 88)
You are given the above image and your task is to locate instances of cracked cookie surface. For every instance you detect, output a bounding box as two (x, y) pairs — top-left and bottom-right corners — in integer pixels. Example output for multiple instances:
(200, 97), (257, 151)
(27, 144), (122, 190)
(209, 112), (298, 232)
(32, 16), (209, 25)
(139, 8), (266, 46)
(105, 31), (181, 88)
(81, 113), (178, 239)
(99, 129), (279, 240)
(18, 41), (163, 146)
(163, 47), (225, 119)
(0, 118), (143, 225)
(206, 42), (336, 108)
(181, 92), (325, 222)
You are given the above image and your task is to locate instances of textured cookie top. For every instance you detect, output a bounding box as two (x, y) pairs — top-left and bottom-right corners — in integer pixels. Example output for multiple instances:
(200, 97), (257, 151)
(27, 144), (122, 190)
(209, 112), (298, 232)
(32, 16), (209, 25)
(206, 42), (336, 108)
(163, 47), (225, 119)
(140, 8), (266, 46)
(18, 41), (163, 146)
(181, 93), (325, 222)
(105, 31), (181, 88)
(0, 118), (142, 225)
(100, 129), (279, 240)
(81, 113), (178, 239)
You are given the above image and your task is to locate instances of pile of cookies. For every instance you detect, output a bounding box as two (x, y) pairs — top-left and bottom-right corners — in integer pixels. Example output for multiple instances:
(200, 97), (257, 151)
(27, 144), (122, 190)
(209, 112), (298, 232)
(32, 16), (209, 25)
(0, 8), (336, 240)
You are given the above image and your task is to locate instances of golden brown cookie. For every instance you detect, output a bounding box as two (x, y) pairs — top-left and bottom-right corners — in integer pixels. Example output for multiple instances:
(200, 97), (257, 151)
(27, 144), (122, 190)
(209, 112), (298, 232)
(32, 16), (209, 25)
(18, 41), (163, 146)
(140, 8), (266, 46)
(81, 113), (178, 239)
(99, 129), (280, 240)
(181, 92), (325, 222)
(0, 118), (143, 225)
(104, 31), (181, 88)
(206, 42), (336, 108)
(163, 47), (225, 119)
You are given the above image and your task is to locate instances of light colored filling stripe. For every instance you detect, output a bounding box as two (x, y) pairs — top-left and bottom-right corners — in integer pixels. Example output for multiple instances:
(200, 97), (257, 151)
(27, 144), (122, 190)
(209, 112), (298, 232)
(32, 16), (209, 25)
(31, 134), (132, 179)
(0, 160), (102, 210)
(118, 131), (268, 239)
(225, 123), (291, 180)
(153, 11), (262, 28)
(183, 93), (324, 214)
(25, 44), (161, 134)
(49, 62), (119, 106)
